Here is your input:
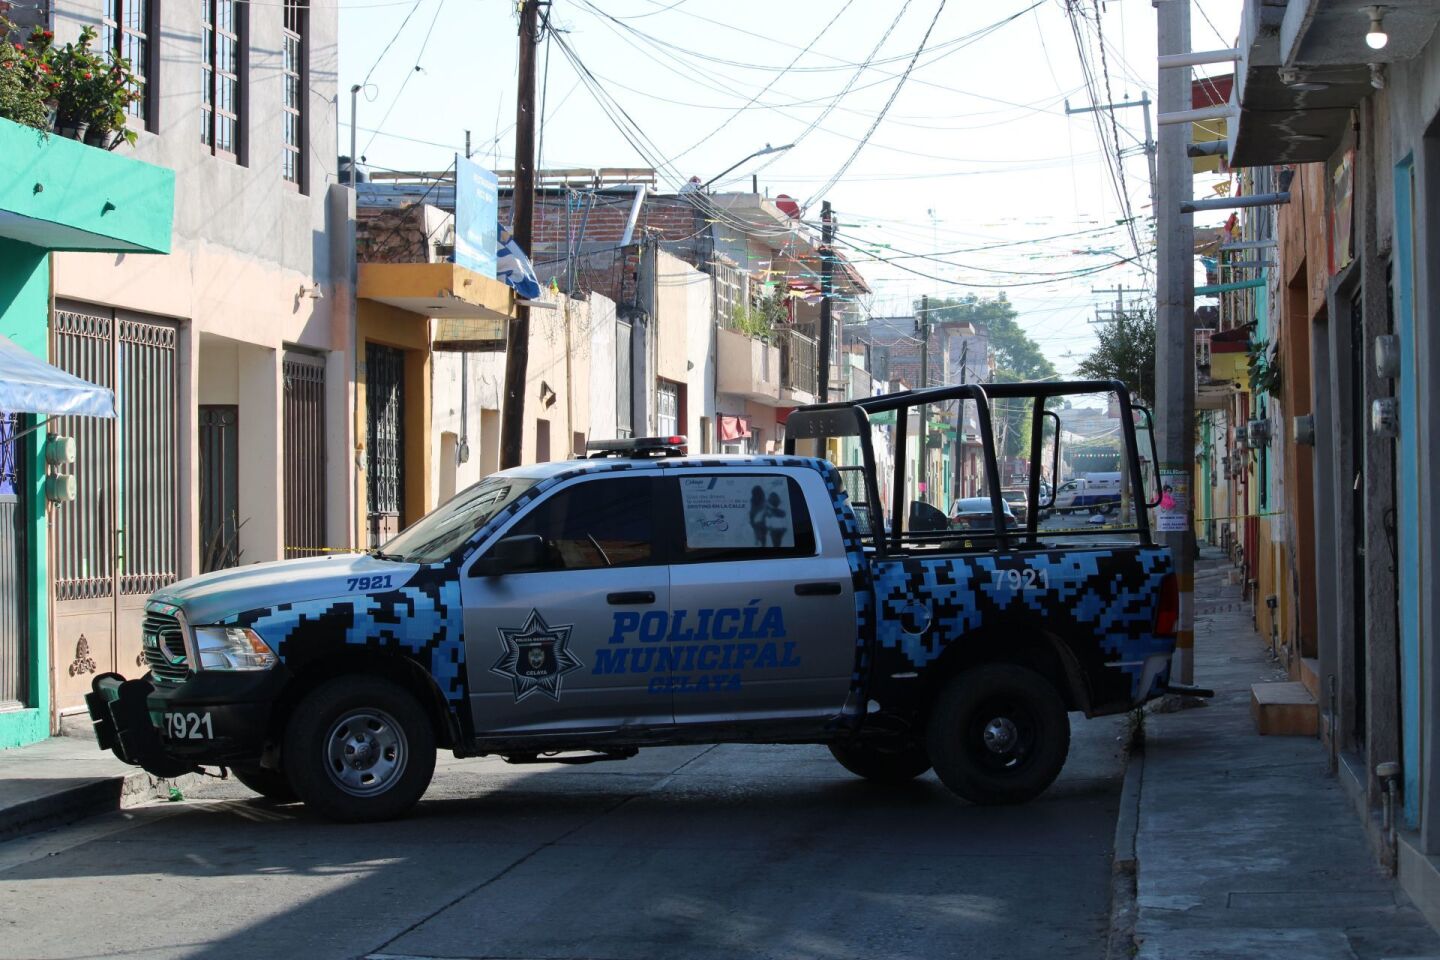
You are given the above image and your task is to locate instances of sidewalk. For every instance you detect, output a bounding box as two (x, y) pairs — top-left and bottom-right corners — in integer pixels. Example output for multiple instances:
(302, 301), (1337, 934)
(0, 729), (211, 842)
(1126, 546), (1440, 959)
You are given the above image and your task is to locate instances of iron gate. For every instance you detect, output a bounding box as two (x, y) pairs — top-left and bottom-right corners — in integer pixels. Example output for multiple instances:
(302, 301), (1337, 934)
(199, 405), (239, 572)
(52, 305), (177, 712)
(366, 343), (404, 547)
(0, 413), (26, 711)
(283, 352), (327, 558)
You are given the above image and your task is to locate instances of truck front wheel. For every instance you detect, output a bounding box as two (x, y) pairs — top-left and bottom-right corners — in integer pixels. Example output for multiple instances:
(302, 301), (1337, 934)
(283, 676), (436, 822)
(926, 664), (1070, 805)
(828, 738), (931, 783)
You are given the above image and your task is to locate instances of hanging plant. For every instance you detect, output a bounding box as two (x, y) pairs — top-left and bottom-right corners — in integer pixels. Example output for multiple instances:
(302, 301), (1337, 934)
(1247, 337), (1282, 396)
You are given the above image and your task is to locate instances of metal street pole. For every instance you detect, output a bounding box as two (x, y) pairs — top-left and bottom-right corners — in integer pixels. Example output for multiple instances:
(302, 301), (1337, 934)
(1155, 0), (1195, 684)
(918, 294), (929, 504)
(500, 0), (540, 469)
(818, 201), (833, 403)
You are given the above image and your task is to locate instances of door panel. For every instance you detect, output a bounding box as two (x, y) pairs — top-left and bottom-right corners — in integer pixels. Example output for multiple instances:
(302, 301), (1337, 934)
(460, 475), (671, 738)
(663, 471), (854, 726)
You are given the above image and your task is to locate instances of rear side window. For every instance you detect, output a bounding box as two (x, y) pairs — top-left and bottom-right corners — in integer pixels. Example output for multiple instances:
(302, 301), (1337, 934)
(669, 474), (816, 562)
(502, 476), (658, 570)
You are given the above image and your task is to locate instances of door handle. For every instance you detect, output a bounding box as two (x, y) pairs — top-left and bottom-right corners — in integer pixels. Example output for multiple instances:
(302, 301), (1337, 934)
(607, 591), (656, 605)
(794, 581), (843, 596)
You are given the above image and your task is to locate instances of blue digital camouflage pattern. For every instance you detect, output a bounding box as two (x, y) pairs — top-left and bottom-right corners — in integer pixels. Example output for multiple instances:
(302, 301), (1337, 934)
(868, 546), (1173, 706)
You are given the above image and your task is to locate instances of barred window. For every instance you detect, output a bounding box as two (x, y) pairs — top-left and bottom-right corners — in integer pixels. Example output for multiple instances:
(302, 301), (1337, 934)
(201, 0), (241, 158)
(101, 0), (153, 123)
(281, 0), (305, 185)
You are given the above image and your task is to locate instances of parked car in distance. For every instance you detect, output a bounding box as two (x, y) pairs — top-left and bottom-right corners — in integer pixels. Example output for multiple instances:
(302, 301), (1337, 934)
(1000, 489), (1030, 525)
(949, 496), (1016, 531)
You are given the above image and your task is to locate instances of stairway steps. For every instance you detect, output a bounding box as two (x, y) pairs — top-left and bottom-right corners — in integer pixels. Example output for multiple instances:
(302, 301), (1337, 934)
(1251, 680), (1319, 736)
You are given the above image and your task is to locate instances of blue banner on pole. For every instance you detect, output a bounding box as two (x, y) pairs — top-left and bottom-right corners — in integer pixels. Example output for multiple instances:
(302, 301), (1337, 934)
(454, 155), (498, 278)
(496, 223), (543, 301)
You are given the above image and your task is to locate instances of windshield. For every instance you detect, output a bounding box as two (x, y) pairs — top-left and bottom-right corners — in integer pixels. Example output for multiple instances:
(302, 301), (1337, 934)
(379, 476), (538, 563)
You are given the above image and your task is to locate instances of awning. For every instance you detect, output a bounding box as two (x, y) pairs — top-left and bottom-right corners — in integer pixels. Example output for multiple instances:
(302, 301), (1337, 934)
(0, 334), (115, 418)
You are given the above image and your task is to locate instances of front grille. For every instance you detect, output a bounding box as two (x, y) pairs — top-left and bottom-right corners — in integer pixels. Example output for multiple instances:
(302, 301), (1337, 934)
(141, 610), (190, 683)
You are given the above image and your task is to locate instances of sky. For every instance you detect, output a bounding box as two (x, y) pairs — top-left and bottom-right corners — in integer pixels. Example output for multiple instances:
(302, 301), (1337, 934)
(337, 0), (1242, 376)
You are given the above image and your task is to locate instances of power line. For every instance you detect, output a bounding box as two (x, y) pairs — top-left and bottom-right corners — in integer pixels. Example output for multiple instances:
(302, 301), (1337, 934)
(804, 0), (949, 209)
(361, 0), (447, 157)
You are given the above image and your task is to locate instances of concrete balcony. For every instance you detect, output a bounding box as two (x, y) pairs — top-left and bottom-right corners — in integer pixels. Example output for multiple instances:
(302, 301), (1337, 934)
(717, 326), (783, 404)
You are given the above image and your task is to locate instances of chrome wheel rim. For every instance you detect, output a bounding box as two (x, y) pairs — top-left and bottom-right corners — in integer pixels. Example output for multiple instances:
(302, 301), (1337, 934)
(323, 708), (407, 797)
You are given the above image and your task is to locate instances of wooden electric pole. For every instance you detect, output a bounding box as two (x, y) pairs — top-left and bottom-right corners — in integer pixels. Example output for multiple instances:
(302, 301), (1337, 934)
(499, 0), (540, 469)
(817, 201), (834, 403)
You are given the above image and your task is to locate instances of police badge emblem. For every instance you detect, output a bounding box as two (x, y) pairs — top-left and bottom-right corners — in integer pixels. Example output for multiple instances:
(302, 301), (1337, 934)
(490, 609), (583, 702)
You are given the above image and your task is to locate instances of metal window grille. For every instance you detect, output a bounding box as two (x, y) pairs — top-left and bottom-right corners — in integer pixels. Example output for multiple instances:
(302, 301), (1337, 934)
(366, 343), (404, 545)
(102, 0), (150, 121)
(656, 380), (679, 437)
(778, 327), (818, 395)
(0, 412), (27, 710)
(198, 405), (239, 572)
(52, 310), (177, 601)
(281, 0), (304, 184)
(283, 353), (326, 557)
(117, 318), (179, 595)
(52, 310), (116, 601)
(202, 0), (240, 156)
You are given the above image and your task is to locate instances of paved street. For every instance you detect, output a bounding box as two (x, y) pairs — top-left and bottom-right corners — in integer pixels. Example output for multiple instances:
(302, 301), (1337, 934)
(0, 715), (1127, 960)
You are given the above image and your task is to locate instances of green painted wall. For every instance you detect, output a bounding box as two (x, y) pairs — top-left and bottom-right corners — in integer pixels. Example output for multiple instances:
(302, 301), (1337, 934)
(0, 238), (51, 749)
(0, 118), (173, 255)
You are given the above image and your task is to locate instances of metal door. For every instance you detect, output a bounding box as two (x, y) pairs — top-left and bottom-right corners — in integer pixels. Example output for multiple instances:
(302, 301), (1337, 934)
(0, 412), (27, 711)
(664, 469), (854, 726)
(283, 352), (327, 558)
(366, 343), (404, 547)
(52, 306), (178, 711)
(198, 405), (239, 572)
(460, 475), (671, 738)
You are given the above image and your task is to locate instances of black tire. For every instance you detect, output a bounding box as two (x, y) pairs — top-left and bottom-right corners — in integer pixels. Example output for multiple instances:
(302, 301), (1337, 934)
(231, 765), (298, 803)
(283, 675), (436, 823)
(828, 738), (932, 784)
(926, 663), (1070, 805)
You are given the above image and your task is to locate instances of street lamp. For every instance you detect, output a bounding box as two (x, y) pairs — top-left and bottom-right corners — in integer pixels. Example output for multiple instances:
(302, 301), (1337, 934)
(702, 142), (794, 190)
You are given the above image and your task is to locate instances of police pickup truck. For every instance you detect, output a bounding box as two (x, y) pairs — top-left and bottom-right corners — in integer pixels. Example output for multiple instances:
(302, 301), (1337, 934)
(88, 380), (1186, 822)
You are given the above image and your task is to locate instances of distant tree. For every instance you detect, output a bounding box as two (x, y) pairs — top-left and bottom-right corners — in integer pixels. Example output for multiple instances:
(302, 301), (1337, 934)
(916, 293), (1058, 460)
(1075, 308), (1156, 405)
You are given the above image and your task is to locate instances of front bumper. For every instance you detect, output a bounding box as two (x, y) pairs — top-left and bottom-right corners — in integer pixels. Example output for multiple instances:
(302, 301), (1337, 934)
(86, 669), (287, 776)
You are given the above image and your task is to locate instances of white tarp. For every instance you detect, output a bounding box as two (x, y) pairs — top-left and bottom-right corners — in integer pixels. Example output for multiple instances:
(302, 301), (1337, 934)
(0, 333), (115, 418)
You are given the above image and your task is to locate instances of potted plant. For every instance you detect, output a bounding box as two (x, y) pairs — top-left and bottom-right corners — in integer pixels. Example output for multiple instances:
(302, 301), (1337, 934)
(50, 27), (108, 140)
(0, 18), (53, 131)
(84, 58), (142, 149)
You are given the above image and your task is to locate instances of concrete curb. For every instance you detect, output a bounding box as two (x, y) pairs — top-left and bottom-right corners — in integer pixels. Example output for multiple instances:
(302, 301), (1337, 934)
(1106, 728), (1145, 960)
(0, 767), (213, 843)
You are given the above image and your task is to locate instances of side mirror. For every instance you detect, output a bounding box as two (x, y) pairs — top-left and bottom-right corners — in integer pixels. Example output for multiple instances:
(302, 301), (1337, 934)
(1040, 410), (1061, 509)
(472, 534), (547, 576)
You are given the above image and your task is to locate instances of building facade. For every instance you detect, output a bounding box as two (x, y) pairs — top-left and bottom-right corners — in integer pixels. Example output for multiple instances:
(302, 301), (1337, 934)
(20, 0), (357, 720)
(1212, 0), (1440, 921)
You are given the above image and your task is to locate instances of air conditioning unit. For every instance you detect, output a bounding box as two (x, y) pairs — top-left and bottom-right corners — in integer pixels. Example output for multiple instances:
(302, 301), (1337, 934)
(1247, 419), (1272, 445)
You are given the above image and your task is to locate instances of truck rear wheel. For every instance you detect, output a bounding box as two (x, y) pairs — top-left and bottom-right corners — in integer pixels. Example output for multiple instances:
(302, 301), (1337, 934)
(231, 765), (297, 803)
(926, 664), (1070, 805)
(828, 738), (931, 784)
(283, 676), (436, 823)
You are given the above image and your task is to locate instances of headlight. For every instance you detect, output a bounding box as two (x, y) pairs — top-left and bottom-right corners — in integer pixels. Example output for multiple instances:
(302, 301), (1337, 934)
(193, 626), (277, 671)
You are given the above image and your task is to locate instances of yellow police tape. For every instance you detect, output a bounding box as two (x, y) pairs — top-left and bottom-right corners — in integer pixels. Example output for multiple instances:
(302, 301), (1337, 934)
(283, 546), (361, 555)
(1192, 511), (1287, 523)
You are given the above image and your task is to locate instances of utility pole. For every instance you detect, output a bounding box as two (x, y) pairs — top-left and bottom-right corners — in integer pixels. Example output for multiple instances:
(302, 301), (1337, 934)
(953, 338), (968, 499)
(1154, 0), (1196, 684)
(499, 0), (541, 469)
(917, 294), (930, 504)
(1065, 94), (1158, 207)
(818, 201), (834, 403)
